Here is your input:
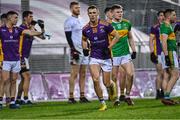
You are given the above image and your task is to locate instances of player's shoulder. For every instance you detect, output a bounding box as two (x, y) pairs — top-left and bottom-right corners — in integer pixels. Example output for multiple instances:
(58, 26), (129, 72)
(152, 23), (160, 28)
(122, 18), (130, 23)
(99, 19), (110, 26)
(64, 16), (74, 24)
(19, 24), (27, 30)
(82, 23), (90, 30)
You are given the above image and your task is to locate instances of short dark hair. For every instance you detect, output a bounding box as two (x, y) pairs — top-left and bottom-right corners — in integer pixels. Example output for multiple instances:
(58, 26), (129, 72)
(157, 10), (164, 16)
(1, 13), (7, 20)
(6, 11), (18, 18)
(104, 7), (112, 14)
(87, 5), (98, 12)
(164, 9), (175, 18)
(70, 1), (79, 8)
(111, 4), (123, 11)
(22, 11), (33, 19)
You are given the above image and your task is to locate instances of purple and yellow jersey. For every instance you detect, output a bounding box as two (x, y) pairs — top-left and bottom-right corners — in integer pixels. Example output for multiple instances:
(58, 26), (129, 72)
(82, 19), (115, 60)
(150, 23), (162, 55)
(19, 24), (33, 59)
(0, 25), (23, 61)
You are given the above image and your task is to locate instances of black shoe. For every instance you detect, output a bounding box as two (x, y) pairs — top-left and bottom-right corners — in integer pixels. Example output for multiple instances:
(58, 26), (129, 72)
(160, 90), (164, 98)
(9, 103), (20, 109)
(0, 104), (2, 110)
(156, 90), (161, 99)
(79, 97), (90, 103)
(125, 97), (134, 106)
(119, 95), (125, 102)
(114, 100), (120, 106)
(161, 99), (176, 105)
(68, 98), (77, 104)
(25, 100), (33, 105)
(16, 99), (25, 105)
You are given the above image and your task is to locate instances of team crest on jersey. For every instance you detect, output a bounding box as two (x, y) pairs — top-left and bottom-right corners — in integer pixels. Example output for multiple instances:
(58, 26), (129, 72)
(10, 35), (13, 39)
(94, 36), (98, 40)
(117, 24), (121, 29)
(86, 30), (91, 33)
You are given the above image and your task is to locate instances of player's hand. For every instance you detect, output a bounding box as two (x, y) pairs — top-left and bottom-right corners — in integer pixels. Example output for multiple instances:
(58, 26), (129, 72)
(37, 19), (44, 29)
(83, 49), (89, 56)
(71, 48), (80, 60)
(165, 55), (171, 66)
(31, 20), (37, 26)
(150, 52), (158, 64)
(131, 52), (136, 59)
(21, 59), (26, 68)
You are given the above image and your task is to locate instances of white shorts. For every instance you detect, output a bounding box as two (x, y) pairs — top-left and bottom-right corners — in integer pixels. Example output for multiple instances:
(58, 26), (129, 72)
(89, 57), (112, 72)
(70, 55), (89, 65)
(113, 54), (132, 66)
(157, 55), (162, 64)
(2, 61), (21, 73)
(161, 51), (179, 69)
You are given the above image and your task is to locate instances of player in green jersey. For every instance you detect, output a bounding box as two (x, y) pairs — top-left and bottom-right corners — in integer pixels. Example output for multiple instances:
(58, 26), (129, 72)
(111, 4), (136, 106)
(160, 9), (179, 105)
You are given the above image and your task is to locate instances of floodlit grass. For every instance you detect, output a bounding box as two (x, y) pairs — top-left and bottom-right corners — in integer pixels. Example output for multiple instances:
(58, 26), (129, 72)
(0, 98), (179, 119)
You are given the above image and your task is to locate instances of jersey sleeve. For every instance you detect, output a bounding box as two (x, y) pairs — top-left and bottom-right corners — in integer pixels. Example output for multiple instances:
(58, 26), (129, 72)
(82, 28), (87, 40)
(105, 23), (114, 34)
(150, 26), (155, 37)
(128, 22), (132, 31)
(18, 27), (24, 35)
(160, 24), (170, 35)
(64, 19), (72, 32)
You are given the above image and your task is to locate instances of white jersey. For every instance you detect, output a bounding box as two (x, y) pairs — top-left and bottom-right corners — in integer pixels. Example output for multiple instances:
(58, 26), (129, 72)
(64, 16), (83, 53)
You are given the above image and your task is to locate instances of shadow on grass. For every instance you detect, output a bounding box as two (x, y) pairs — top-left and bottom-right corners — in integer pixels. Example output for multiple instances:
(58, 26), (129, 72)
(32, 106), (97, 119)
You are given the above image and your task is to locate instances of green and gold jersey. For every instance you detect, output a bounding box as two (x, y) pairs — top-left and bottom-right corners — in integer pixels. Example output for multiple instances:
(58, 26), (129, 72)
(111, 19), (131, 57)
(160, 22), (177, 51)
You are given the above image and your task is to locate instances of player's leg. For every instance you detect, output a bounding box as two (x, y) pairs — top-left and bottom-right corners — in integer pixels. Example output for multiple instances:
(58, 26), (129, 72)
(9, 61), (21, 109)
(68, 64), (80, 103)
(121, 61), (134, 106)
(16, 74), (24, 104)
(22, 71), (32, 104)
(112, 66), (118, 99)
(0, 61), (11, 109)
(102, 59), (116, 102)
(4, 78), (11, 105)
(155, 62), (163, 99)
(79, 64), (90, 103)
(119, 66), (126, 101)
(161, 51), (179, 105)
(89, 63), (106, 111)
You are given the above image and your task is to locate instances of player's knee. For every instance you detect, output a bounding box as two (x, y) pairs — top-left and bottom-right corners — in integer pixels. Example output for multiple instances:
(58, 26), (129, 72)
(112, 74), (117, 82)
(11, 78), (17, 85)
(71, 73), (78, 80)
(172, 70), (179, 79)
(80, 72), (86, 79)
(126, 71), (134, 78)
(24, 74), (31, 81)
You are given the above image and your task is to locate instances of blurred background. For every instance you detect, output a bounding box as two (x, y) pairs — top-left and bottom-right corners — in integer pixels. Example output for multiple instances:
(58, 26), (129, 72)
(0, 0), (180, 100)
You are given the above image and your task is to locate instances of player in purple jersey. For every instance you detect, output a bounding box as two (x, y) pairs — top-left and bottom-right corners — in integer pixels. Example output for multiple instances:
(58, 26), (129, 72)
(149, 11), (164, 99)
(0, 11), (43, 110)
(15, 11), (45, 105)
(0, 13), (11, 105)
(82, 5), (120, 111)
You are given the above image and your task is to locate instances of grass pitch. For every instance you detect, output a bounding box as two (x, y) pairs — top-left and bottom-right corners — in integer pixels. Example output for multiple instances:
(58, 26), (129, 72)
(0, 98), (180, 119)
